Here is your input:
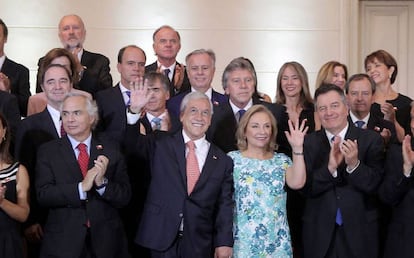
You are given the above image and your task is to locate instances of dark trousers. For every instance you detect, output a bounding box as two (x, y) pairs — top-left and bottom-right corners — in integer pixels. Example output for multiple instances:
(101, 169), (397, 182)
(325, 225), (354, 258)
(150, 234), (183, 258)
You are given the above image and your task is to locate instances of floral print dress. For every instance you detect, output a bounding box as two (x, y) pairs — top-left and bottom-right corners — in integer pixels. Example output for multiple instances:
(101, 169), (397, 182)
(228, 151), (293, 258)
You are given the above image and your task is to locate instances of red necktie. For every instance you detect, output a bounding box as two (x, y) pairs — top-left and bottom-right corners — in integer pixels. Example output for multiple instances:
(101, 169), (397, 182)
(60, 122), (66, 138)
(77, 143), (89, 178)
(186, 141), (200, 195)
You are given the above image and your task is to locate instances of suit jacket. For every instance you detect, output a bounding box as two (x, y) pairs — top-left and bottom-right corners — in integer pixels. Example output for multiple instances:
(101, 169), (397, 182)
(14, 109), (59, 227)
(379, 141), (414, 258)
(1, 57), (31, 116)
(145, 61), (191, 97)
(0, 91), (21, 141)
(36, 134), (131, 258)
(302, 126), (384, 258)
(348, 113), (397, 147)
(166, 89), (228, 119)
(128, 131), (234, 257)
(95, 84), (127, 144)
(36, 50), (113, 97)
(207, 98), (283, 153)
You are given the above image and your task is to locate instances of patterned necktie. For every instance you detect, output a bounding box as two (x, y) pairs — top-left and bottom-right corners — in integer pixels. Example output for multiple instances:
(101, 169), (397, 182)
(330, 136), (343, 225)
(186, 141), (200, 195)
(164, 68), (171, 81)
(151, 117), (162, 130)
(77, 143), (89, 178)
(355, 120), (365, 128)
(125, 90), (131, 107)
(238, 109), (246, 122)
(60, 120), (66, 138)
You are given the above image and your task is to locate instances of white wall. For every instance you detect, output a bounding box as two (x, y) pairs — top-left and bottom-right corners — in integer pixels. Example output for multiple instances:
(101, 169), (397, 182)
(0, 0), (380, 100)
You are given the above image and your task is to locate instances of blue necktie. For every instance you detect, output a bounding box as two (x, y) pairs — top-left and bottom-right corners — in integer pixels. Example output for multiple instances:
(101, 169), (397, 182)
(152, 117), (162, 130)
(355, 120), (365, 128)
(125, 90), (131, 107)
(238, 109), (246, 122)
(331, 136), (343, 225)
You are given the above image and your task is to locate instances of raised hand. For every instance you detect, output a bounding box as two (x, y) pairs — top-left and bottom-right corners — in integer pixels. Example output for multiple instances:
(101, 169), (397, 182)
(129, 77), (151, 114)
(285, 118), (309, 153)
(381, 102), (396, 122)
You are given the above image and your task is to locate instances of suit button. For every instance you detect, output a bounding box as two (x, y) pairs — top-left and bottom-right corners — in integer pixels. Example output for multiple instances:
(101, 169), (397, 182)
(179, 213), (183, 218)
(336, 196), (340, 200)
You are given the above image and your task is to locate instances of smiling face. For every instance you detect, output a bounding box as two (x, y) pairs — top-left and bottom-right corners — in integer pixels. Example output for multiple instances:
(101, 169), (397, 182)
(186, 53), (215, 93)
(42, 66), (73, 110)
(365, 57), (394, 85)
(180, 97), (212, 140)
(331, 65), (346, 89)
(225, 68), (255, 108)
(316, 90), (349, 135)
(245, 111), (272, 151)
(280, 65), (302, 98)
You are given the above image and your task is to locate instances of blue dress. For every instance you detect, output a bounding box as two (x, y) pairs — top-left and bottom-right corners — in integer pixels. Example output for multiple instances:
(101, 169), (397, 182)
(228, 151), (293, 258)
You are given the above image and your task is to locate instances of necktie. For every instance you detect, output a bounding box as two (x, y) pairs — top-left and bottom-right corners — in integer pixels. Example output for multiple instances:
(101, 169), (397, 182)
(186, 141), (200, 195)
(330, 136), (343, 225)
(152, 117), (162, 130)
(125, 90), (131, 107)
(238, 109), (246, 122)
(355, 120), (365, 128)
(164, 68), (171, 81)
(77, 143), (89, 178)
(60, 120), (66, 138)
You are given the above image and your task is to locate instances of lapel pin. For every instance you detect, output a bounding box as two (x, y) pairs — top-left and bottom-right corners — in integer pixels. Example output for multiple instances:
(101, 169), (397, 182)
(374, 126), (380, 132)
(213, 155), (217, 160)
(96, 144), (104, 150)
(213, 101), (219, 106)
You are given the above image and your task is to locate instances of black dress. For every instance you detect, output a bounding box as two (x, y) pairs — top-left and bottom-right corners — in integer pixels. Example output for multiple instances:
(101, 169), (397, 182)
(0, 162), (23, 258)
(370, 93), (412, 135)
(276, 102), (316, 258)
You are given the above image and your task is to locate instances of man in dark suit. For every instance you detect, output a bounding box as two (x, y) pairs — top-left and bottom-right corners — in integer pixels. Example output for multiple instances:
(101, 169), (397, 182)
(36, 93), (130, 258)
(345, 73), (397, 146)
(302, 84), (384, 258)
(126, 90), (234, 258)
(0, 18), (31, 117)
(36, 14), (112, 97)
(207, 57), (282, 153)
(166, 49), (227, 118)
(15, 64), (74, 258)
(96, 45), (146, 144)
(146, 25), (190, 97)
(379, 102), (414, 258)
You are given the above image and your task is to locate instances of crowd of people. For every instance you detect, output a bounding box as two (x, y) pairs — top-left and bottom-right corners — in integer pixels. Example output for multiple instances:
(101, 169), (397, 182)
(1, 13), (414, 258)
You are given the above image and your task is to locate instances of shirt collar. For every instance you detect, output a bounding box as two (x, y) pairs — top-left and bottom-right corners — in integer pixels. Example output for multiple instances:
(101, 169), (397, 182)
(0, 55), (5, 70)
(182, 130), (206, 149)
(349, 111), (370, 125)
(325, 123), (349, 144)
(67, 133), (92, 152)
(191, 87), (213, 100)
(229, 99), (253, 115)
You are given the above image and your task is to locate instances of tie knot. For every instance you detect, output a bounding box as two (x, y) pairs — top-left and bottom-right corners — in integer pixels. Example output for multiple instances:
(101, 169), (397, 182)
(238, 109), (246, 121)
(186, 141), (196, 151)
(164, 68), (170, 77)
(77, 143), (87, 151)
(125, 90), (131, 98)
(355, 120), (365, 128)
(152, 117), (162, 130)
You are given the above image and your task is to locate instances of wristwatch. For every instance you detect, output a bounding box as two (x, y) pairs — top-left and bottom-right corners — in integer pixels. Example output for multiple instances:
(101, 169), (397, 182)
(95, 177), (108, 189)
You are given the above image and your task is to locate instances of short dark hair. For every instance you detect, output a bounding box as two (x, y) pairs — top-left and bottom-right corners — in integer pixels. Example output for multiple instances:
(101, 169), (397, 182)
(364, 49), (398, 84)
(0, 19), (8, 38)
(345, 73), (376, 94)
(314, 83), (346, 109)
(117, 45), (146, 63)
(144, 71), (170, 92)
(40, 64), (73, 86)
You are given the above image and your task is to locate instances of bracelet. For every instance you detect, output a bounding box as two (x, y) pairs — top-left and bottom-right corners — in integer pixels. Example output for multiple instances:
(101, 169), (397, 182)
(292, 151), (304, 156)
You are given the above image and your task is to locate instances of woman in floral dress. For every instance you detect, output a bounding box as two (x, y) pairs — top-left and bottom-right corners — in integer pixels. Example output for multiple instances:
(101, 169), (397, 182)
(228, 105), (307, 257)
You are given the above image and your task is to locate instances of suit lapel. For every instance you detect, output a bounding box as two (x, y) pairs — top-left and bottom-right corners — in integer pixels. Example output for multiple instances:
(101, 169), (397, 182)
(59, 137), (84, 181)
(42, 109), (60, 139)
(172, 134), (187, 191)
(193, 145), (218, 193)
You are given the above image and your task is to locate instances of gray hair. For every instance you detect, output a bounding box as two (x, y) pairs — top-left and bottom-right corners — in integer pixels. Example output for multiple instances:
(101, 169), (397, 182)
(222, 57), (256, 90)
(185, 49), (216, 68)
(60, 92), (99, 129)
(180, 91), (213, 115)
